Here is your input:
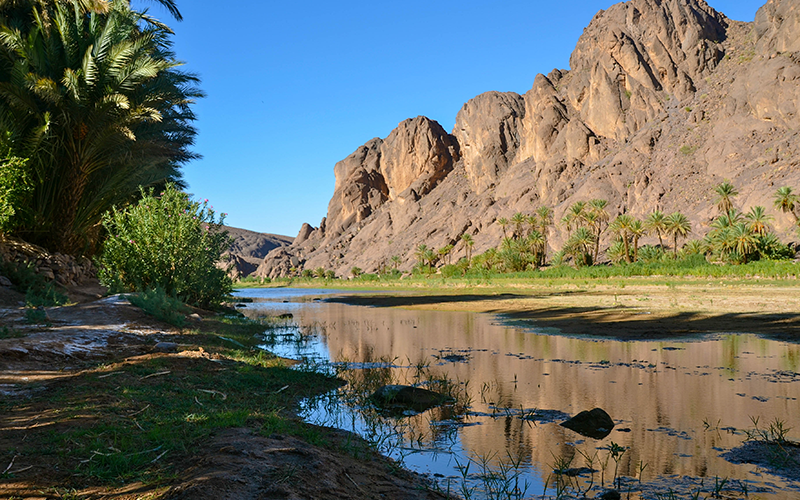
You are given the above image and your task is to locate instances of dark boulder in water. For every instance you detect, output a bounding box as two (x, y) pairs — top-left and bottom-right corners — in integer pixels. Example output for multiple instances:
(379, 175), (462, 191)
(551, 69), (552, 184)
(560, 407), (615, 439)
(371, 385), (453, 414)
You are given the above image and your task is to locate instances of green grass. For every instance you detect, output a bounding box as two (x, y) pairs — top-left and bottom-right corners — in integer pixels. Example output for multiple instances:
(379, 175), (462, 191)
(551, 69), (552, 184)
(238, 256), (800, 292)
(126, 287), (189, 327)
(0, 315), (341, 486)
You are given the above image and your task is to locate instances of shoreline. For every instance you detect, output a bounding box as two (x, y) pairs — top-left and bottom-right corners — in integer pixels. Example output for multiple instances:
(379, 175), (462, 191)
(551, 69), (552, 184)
(319, 281), (800, 340)
(0, 292), (451, 500)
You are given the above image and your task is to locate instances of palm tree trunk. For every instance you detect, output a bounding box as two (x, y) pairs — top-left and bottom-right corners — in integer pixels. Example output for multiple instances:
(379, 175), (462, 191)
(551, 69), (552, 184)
(623, 236), (632, 263)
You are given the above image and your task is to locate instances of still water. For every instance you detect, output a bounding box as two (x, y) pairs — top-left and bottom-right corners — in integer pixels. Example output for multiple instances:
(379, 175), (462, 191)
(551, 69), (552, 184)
(235, 288), (800, 499)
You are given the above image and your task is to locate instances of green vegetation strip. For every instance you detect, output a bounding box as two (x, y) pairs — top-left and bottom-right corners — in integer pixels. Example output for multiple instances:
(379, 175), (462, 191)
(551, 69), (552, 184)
(0, 316), (341, 487)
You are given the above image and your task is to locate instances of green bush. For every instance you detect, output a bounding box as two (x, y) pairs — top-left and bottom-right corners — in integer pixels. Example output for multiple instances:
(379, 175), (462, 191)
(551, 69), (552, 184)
(0, 146), (30, 233)
(96, 184), (232, 308)
(126, 287), (188, 327)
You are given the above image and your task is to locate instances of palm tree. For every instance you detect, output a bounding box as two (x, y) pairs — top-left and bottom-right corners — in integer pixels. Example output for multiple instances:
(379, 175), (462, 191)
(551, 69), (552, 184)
(714, 182), (739, 214)
(461, 233), (474, 263)
(644, 210), (667, 248)
(0, 0), (183, 19)
(629, 219), (646, 262)
(744, 206), (773, 236)
(535, 206), (553, 265)
(562, 201), (587, 237)
(609, 214), (634, 263)
(665, 212), (691, 258)
(565, 227), (594, 267)
(414, 244), (430, 268)
(390, 255), (401, 270)
(438, 244), (454, 265)
(773, 186), (799, 223)
(587, 199), (609, 262)
(0, 0), (200, 253)
(730, 222), (758, 263)
(510, 212), (526, 240)
(526, 230), (545, 268)
(497, 217), (509, 239)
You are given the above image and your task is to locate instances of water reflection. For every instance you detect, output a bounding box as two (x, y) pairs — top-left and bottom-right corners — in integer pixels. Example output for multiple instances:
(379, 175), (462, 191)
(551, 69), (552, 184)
(236, 288), (800, 499)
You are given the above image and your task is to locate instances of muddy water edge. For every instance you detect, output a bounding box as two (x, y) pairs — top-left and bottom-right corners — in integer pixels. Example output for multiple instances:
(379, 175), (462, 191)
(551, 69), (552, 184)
(235, 288), (800, 499)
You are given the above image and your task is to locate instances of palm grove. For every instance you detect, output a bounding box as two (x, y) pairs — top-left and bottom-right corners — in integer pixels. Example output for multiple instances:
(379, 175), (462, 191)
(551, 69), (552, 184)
(0, 0), (231, 306)
(400, 182), (799, 278)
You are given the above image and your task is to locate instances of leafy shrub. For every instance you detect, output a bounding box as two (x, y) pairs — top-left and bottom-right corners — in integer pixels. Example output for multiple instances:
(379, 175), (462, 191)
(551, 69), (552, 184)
(126, 287), (188, 327)
(441, 264), (463, 278)
(0, 142), (30, 233)
(637, 245), (667, 263)
(356, 273), (379, 281)
(96, 184), (232, 308)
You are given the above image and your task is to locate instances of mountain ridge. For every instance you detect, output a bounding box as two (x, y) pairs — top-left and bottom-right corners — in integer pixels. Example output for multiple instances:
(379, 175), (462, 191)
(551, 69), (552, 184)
(257, 0), (800, 278)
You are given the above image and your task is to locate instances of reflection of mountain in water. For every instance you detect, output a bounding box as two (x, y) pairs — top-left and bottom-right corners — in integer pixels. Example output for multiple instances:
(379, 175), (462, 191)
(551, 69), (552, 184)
(254, 299), (800, 495)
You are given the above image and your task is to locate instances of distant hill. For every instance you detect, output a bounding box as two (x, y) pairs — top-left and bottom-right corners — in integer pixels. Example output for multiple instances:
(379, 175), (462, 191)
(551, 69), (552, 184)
(258, 0), (800, 278)
(223, 226), (292, 278)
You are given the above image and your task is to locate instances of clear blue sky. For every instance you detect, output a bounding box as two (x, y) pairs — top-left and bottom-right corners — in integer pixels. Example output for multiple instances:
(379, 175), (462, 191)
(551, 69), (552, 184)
(150, 0), (765, 237)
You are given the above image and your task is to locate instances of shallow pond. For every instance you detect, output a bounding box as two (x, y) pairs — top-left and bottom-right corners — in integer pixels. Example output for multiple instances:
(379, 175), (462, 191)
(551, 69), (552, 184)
(235, 288), (800, 499)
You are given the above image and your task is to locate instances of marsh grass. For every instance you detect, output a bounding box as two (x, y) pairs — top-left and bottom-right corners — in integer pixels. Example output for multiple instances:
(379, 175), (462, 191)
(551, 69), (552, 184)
(743, 416), (800, 469)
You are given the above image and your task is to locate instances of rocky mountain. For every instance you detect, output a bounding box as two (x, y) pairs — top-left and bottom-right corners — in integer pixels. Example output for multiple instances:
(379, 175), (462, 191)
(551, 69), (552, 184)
(258, 0), (800, 278)
(222, 227), (292, 278)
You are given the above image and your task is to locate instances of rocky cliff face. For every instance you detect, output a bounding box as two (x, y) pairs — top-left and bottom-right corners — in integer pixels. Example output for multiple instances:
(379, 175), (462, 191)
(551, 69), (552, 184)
(222, 227), (292, 279)
(257, 0), (800, 279)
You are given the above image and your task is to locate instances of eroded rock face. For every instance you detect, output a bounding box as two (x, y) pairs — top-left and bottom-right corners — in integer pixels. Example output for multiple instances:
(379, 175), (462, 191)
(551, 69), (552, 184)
(257, 0), (800, 279)
(323, 117), (459, 240)
(569, 0), (726, 140)
(755, 0), (800, 53)
(454, 91), (525, 192)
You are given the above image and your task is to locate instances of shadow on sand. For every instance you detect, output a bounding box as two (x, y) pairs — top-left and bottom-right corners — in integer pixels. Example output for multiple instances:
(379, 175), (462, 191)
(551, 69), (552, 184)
(328, 293), (800, 342)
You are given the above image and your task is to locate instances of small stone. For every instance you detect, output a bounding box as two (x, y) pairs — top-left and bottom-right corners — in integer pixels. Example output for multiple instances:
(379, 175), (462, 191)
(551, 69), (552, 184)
(597, 490), (621, 500)
(153, 342), (179, 353)
(0, 276), (12, 287)
(189, 313), (202, 321)
(561, 408), (616, 439)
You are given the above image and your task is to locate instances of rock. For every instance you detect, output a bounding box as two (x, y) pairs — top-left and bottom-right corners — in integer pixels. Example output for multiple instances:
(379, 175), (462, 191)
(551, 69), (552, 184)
(294, 223), (315, 246)
(597, 490), (622, 500)
(454, 91), (525, 192)
(0, 276), (12, 287)
(153, 342), (179, 353)
(222, 226), (292, 279)
(560, 408), (616, 439)
(255, 0), (800, 279)
(189, 313), (202, 322)
(371, 385), (453, 414)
